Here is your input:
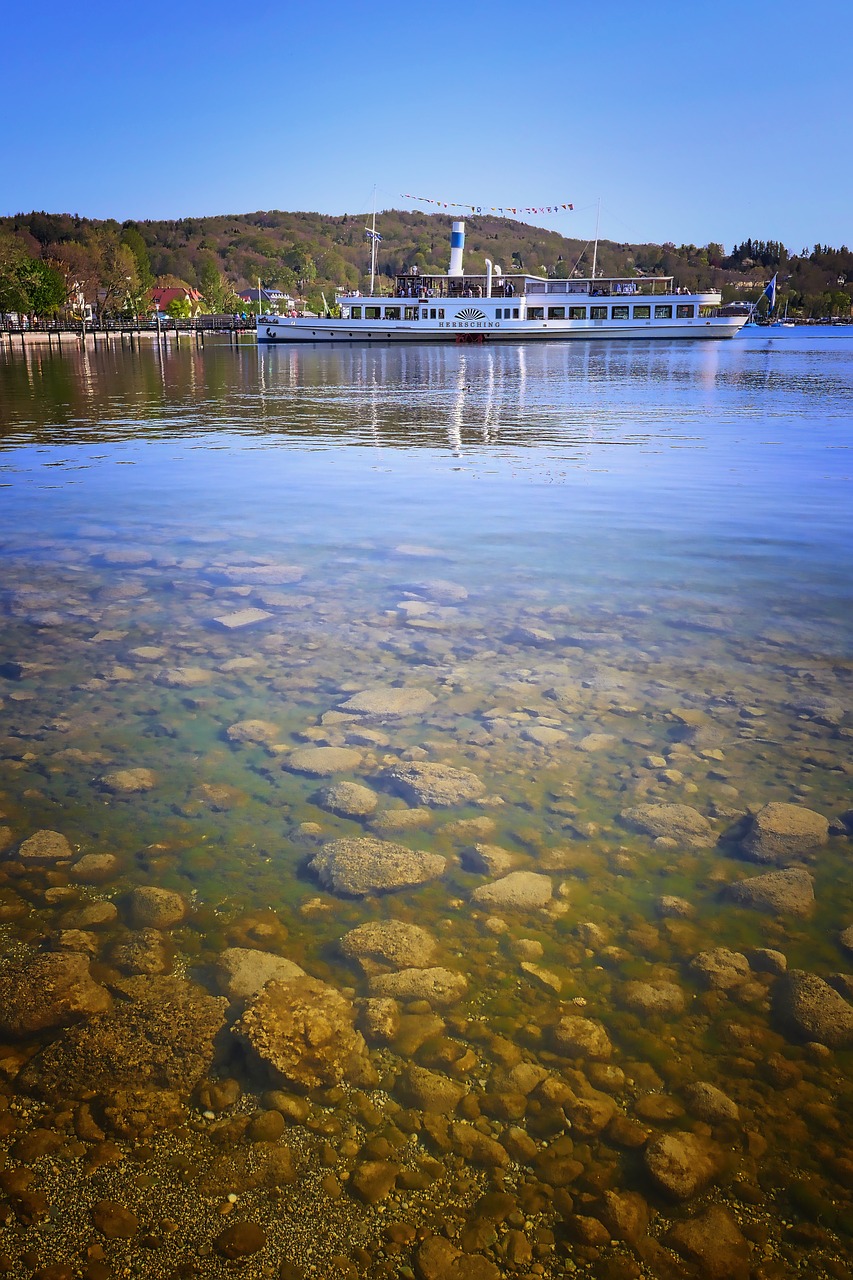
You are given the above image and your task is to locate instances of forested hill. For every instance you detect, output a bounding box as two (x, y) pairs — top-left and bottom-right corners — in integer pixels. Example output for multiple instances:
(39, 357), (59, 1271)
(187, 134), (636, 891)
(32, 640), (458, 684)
(2, 207), (853, 319)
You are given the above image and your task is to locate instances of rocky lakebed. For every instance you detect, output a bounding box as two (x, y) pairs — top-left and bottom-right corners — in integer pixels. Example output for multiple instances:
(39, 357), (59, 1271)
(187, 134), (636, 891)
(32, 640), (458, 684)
(0, 531), (851, 1280)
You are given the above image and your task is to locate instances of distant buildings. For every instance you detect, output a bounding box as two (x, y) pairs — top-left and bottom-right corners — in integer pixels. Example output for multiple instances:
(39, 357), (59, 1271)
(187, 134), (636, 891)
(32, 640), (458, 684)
(237, 287), (295, 312)
(148, 286), (204, 315)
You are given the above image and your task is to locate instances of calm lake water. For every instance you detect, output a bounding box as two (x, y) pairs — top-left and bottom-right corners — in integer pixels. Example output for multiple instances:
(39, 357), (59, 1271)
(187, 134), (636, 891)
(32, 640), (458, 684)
(0, 332), (851, 1277)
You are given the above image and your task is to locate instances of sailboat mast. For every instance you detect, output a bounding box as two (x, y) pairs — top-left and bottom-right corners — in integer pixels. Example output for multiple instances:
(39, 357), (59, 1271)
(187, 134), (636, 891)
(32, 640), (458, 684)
(591, 197), (601, 282)
(369, 186), (377, 295)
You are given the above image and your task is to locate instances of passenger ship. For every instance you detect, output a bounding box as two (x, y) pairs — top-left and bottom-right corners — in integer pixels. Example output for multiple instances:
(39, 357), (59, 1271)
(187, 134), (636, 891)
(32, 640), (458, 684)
(257, 221), (747, 344)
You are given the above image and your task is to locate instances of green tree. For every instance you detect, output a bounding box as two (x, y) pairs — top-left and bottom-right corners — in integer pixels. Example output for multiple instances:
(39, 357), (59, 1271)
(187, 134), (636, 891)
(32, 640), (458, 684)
(121, 224), (153, 290)
(166, 296), (192, 319)
(22, 258), (66, 314)
(92, 230), (139, 317)
(198, 254), (240, 313)
(0, 234), (66, 315)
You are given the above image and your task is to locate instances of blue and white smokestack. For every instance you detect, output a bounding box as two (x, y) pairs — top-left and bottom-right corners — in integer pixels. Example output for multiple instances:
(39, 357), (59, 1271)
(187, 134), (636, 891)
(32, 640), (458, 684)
(448, 220), (465, 276)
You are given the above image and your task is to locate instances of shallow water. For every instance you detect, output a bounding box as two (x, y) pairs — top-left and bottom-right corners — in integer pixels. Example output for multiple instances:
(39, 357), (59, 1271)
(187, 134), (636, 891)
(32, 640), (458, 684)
(0, 333), (851, 1277)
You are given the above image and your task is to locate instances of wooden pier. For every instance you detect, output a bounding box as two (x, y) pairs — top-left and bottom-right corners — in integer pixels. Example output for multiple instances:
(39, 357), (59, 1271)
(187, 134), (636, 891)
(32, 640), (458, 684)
(1, 318), (257, 353)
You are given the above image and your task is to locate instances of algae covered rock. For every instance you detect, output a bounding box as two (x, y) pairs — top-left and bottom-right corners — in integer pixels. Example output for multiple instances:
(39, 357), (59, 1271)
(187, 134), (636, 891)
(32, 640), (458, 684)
(101, 768), (157, 794)
(553, 1015), (612, 1061)
(621, 803), (714, 848)
(285, 746), (362, 777)
(340, 920), (437, 971)
(69, 853), (119, 883)
(620, 980), (686, 1016)
(226, 719), (280, 745)
(368, 967), (468, 1007)
(339, 687), (437, 718)
(18, 975), (226, 1101)
(396, 1064), (466, 1114)
(310, 837), (445, 896)
(742, 801), (829, 864)
(236, 975), (367, 1089)
(0, 951), (111, 1038)
(683, 1081), (739, 1123)
(471, 871), (552, 911)
(643, 1130), (722, 1199)
(384, 761), (486, 807)
(774, 969), (853, 1048)
(127, 886), (187, 929)
(724, 867), (814, 916)
(217, 948), (306, 1001)
(689, 948), (751, 990)
(15, 829), (74, 865)
(315, 781), (378, 818)
(665, 1204), (751, 1279)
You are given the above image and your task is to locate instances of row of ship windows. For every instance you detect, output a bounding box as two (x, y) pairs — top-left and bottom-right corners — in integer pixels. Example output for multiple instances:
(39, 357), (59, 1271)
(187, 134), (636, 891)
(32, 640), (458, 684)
(344, 304), (697, 322)
(532, 304), (696, 320)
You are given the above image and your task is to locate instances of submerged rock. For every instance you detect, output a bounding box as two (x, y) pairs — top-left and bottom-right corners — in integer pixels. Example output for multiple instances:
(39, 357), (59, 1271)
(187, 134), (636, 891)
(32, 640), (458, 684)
(358, 996), (401, 1043)
(724, 868), (814, 916)
(101, 768), (157, 794)
(0, 952), (111, 1038)
(665, 1205), (750, 1280)
(213, 1222), (268, 1259)
(217, 948), (306, 1001)
(226, 719), (280, 745)
(15, 829), (74, 865)
(621, 803), (714, 848)
(414, 1236), (500, 1280)
(774, 970), (853, 1048)
(384, 761), (486, 807)
(401, 577), (468, 603)
(18, 976), (226, 1100)
(689, 948), (751, 990)
(620, 980), (686, 1016)
(471, 871), (552, 911)
(369, 967), (468, 1007)
(340, 920), (437, 971)
(285, 746), (362, 776)
(338, 687), (437, 717)
(109, 929), (171, 976)
(310, 837), (445, 896)
(683, 1081), (739, 1123)
(370, 807), (433, 834)
(553, 1016), (612, 1061)
(462, 843), (518, 876)
(158, 666), (211, 688)
(643, 1131), (721, 1199)
(315, 780), (378, 818)
(69, 853), (119, 883)
(236, 975), (367, 1089)
(395, 1064), (467, 1114)
(742, 801), (829, 864)
(213, 607), (273, 630)
(127, 886), (187, 929)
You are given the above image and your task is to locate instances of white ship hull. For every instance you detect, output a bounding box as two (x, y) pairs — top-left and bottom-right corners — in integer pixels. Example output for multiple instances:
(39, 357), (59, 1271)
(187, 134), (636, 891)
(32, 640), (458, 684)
(258, 314), (745, 344)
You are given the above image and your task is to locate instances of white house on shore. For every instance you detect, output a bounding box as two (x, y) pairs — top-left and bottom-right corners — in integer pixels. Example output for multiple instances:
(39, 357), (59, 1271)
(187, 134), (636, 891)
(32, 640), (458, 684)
(237, 287), (295, 313)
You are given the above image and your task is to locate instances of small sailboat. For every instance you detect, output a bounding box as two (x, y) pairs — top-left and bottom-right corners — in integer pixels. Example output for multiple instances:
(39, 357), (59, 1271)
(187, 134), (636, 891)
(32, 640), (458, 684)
(770, 300), (795, 328)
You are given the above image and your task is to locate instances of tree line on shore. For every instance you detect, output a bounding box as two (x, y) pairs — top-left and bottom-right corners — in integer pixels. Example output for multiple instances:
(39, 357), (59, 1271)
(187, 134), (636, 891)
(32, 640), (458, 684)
(1, 209), (852, 321)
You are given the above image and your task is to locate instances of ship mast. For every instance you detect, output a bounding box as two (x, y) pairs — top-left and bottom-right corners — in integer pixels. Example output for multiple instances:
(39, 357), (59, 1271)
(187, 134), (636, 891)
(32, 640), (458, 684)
(591, 196), (601, 282)
(369, 185), (377, 296)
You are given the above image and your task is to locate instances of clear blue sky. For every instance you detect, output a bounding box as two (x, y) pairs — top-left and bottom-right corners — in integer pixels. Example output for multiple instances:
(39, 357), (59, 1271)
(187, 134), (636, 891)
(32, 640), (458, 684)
(5, 0), (850, 252)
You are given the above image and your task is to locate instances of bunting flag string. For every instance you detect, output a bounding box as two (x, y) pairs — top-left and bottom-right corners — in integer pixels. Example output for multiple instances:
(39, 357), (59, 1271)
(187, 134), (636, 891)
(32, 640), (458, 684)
(402, 194), (573, 216)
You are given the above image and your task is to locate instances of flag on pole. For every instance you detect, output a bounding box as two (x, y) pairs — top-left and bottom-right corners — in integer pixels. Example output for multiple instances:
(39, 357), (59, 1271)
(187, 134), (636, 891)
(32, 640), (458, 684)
(762, 273), (777, 311)
(365, 229), (382, 243)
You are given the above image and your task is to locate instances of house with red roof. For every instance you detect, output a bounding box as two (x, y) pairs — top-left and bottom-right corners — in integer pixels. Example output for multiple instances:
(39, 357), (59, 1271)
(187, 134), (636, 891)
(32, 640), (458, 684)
(148, 286), (204, 315)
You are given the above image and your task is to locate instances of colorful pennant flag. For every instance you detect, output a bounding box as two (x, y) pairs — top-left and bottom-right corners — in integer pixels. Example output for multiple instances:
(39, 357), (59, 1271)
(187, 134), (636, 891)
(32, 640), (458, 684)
(401, 194), (573, 217)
